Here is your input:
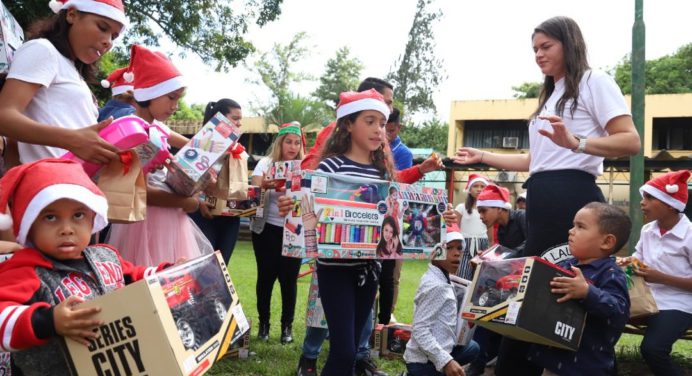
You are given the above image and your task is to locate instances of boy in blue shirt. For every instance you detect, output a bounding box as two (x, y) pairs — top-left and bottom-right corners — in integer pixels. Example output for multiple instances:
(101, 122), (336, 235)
(529, 202), (631, 375)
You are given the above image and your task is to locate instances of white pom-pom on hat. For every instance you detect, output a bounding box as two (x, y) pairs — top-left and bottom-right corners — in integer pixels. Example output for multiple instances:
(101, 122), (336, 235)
(123, 71), (134, 83)
(0, 213), (12, 231)
(665, 184), (679, 194)
(101, 79), (111, 88)
(48, 0), (63, 14)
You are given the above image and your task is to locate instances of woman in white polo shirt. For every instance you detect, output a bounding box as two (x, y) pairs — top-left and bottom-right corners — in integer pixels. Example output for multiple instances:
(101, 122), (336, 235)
(454, 16), (641, 376)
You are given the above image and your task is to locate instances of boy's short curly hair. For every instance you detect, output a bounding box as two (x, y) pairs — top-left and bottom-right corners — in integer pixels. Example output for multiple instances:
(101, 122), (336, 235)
(583, 202), (632, 254)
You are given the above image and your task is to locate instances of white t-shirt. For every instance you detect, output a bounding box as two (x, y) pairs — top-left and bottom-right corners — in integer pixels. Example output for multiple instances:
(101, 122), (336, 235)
(455, 203), (487, 238)
(252, 157), (284, 227)
(528, 70), (630, 176)
(633, 214), (692, 314)
(7, 39), (99, 163)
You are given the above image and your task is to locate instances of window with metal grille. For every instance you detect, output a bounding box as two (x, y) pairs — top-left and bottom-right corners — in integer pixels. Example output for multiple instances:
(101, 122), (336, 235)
(462, 120), (530, 149)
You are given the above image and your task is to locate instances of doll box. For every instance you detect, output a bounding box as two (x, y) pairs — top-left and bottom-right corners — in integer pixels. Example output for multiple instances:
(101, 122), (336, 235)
(461, 257), (586, 351)
(0, 1), (23, 74)
(282, 170), (448, 260)
(166, 112), (241, 196)
(380, 324), (412, 358)
(202, 186), (261, 217)
(66, 252), (247, 376)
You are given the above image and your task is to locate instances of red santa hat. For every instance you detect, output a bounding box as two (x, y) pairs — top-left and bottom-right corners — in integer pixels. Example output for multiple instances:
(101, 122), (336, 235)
(128, 45), (186, 102)
(49, 0), (128, 29)
(0, 159), (108, 246)
(446, 222), (465, 244)
(465, 173), (491, 192)
(336, 89), (390, 121)
(101, 67), (134, 96)
(639, 170), (690, 212)
(477, 184), (512, 210)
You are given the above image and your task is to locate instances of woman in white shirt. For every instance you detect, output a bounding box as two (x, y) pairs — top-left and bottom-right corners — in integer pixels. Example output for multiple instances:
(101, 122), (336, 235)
(453, 16), (640, 376)
(0, 1), (127, 164)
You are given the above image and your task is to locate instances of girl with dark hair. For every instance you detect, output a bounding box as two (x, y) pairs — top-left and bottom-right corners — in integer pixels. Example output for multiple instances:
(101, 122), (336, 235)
(188, 98), (243, 264)
(376, 216), (403, 258)
(453, 174), (491, 280)
(454, 16), (640, 376)
(0, 1), (128, 164)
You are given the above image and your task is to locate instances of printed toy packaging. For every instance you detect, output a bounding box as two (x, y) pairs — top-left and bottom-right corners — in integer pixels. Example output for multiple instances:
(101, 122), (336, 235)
(450, 275), (476, 346)
(282, 171), (447, 260)
(201, 186), (261, 217)
(470, 244), (519, 267)
(461, 257), (586, 351)
(380, 324), (412, 358)
(305, 270), (327, 329)
(0, 0), (23, 73)
(66, 252), (248, 376)
(166, 112), (241, 196)
(370, 323), (384, 359)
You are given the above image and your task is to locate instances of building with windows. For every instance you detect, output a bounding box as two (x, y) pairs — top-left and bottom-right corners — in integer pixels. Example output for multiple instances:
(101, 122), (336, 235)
(446, 93), (692, 210)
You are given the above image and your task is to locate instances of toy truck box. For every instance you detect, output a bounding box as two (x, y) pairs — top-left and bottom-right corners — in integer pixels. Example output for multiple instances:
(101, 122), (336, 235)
(380, 324), (412, 358)
(223, 317), (251, 359)
(166, 112), (241, 196)
(0, 1), (24, 73)
(201, 186), (261, 217)
(282, 170), (447, 260)
(66, 252), (245, 376)
(461, 257), (586, 351)
(370, 323), (384, 359)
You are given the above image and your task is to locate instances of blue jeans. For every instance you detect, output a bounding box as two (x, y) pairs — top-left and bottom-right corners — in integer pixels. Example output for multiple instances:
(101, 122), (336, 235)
(301, 302), (374, 361)
(406, 341), (480, 376)
(640, 310), (692, 376)
(189, 212), (240, 264)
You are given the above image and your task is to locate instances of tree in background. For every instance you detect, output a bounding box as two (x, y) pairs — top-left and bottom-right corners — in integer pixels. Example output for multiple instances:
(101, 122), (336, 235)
(8, 0), (283, 71)
(313, 47), (364, 109)
(399, 118), (448, 153)
(249, 32), (331, 133)
(612, 43), (692, 95)
(511, 81), (541, 99)
(170, 102), (205, 121)
(386, 0), (446, 117)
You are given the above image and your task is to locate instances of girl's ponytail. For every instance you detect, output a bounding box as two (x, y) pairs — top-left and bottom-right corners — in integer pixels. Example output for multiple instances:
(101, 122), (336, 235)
(203, 98), (241, 124)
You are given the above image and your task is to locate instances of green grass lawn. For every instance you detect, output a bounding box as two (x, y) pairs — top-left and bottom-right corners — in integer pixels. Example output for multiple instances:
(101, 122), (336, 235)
(209, 241), (691, 375)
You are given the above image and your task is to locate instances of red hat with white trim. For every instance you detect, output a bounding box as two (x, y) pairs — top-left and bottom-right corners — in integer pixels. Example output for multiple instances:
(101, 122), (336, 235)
(101, 67), (134, 96)
(336, 89), (390, 121)
(48, 0), (128, 29)
(0, 159), (108, 246)
(446, 222), (465, 244)
(639, 170), (690, 212)
(477, 184), (512, 210)
(465, 173), (490, 192)
(128, 45), (186, 102)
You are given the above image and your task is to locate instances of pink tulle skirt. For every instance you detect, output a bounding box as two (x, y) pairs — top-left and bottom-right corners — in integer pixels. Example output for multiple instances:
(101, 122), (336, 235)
(107, 206), (213, 266)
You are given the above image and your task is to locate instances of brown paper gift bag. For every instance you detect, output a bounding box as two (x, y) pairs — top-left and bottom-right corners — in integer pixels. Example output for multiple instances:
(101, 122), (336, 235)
(624, 265), (659, 319)
(97, 151), (147, 223)
(227, 156), (249, 200)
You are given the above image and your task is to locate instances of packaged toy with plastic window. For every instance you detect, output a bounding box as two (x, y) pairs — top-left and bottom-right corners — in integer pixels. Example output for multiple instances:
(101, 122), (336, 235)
(166, 112), (241, 196)
(450, 275), (476, 346)
(0, 0), (23, 73)
(380, 323), (412, 358)
(66, 252), (246, 376)
(200, 185), (261, 217)
(461, 257), (586, 351)
(282, 170), (447, 260)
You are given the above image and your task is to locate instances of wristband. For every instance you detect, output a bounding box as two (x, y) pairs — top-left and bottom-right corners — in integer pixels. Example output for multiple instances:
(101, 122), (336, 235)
(305, 229), (317, 253)
(571, 135), (587, 153)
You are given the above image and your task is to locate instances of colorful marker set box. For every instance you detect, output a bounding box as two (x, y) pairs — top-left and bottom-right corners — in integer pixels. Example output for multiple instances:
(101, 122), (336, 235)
(282, 170), (448, 260)
(66, 252), (245, 376)
(166, 112), (241, 196)
(461, 257), (586, 351)
(0, 1), (23, 74)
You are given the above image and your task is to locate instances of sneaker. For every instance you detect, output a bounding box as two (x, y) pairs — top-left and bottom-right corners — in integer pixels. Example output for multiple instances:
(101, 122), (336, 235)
(355, 357), (389, 376)
(257, 322), (269, 341)
(389, 314), (397, 324)
(296, 355), (317, 376)
(281, 324), (293, 344)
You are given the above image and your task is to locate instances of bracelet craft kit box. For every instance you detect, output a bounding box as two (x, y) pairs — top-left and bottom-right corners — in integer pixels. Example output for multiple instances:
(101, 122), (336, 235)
(282, 171), (447, 260)
(166, 112), (241, 196)
(66, 252), (249, 376)
(461, 257), (586, 351)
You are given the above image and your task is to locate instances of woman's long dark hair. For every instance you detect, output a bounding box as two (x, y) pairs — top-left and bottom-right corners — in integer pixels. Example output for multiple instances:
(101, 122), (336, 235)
(465, 194), (477, 215)
(27, 10), (99, 83)
(203, 98), (241, 124)
(320, 111), (397, 181)
(532, 16), (590, 119)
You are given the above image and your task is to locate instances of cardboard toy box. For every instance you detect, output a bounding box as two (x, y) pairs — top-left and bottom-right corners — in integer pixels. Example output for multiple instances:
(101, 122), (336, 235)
(166, 112), (241, 196)
(380, 324), (412, 358)
(370, 323), (384, 359)
(223, 318), (251, 359)
(0, 1), (24, 73)
(66, 252), (247, 376)
(282, 170), (448, 260)
(201, 186), (261, 217)
(461, 257), (586, 351)
(450, 275), (476, 346)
